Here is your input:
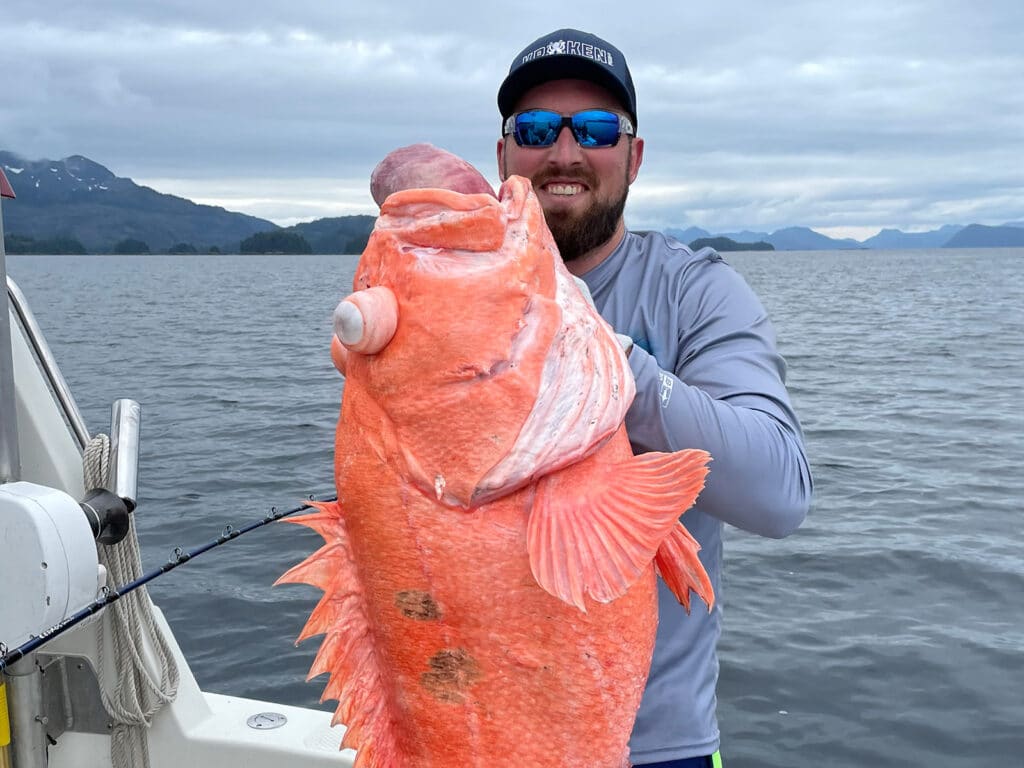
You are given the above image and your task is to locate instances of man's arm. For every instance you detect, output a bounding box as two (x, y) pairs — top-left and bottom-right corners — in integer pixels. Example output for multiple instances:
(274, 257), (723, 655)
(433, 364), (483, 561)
(623, 259), (812, 538)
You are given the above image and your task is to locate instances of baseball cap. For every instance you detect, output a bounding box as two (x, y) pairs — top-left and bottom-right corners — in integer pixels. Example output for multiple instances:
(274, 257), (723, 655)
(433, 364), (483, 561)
(497, 29), (637, 127)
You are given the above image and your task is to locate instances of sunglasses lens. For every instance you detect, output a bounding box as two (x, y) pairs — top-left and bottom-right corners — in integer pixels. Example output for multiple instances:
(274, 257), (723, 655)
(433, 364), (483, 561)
(571, 110), (622, 147)
(514, 110), (563, 147)
(511, 109), (625, 148)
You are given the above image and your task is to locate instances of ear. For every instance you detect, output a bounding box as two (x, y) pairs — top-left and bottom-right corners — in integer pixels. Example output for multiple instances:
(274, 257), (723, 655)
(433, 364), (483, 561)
(496, 137), (508, 181)
(628, 137), (644, 185)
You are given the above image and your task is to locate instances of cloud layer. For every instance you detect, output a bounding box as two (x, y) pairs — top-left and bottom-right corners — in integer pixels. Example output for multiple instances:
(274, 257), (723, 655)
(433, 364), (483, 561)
(3, 1), (1022, 236)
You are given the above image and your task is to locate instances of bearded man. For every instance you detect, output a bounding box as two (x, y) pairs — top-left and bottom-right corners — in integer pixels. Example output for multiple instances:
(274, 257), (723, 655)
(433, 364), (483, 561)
(495, 28), (813, 768)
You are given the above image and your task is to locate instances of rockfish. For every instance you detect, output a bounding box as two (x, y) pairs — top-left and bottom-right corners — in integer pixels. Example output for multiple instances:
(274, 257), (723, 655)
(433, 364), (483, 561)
(278, 144), (713, 768)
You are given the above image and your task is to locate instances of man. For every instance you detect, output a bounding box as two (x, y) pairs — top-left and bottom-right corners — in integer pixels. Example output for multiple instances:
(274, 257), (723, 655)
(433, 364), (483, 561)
(496, 29), (813, 768)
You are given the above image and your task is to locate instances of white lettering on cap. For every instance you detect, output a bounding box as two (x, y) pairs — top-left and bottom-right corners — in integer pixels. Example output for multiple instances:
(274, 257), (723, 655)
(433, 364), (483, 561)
(521, 38), (615, 67)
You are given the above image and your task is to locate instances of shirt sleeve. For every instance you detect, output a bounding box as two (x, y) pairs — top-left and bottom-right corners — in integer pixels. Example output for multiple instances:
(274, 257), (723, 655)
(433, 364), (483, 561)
(622, 256), (812, 538)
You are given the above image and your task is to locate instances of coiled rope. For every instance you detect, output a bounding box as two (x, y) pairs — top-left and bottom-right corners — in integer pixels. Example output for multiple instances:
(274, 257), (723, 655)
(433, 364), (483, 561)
(83, 434), (179, 768)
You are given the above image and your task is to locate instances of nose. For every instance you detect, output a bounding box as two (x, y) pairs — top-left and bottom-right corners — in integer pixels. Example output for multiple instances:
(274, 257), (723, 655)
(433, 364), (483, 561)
(547, 123), (584, 165)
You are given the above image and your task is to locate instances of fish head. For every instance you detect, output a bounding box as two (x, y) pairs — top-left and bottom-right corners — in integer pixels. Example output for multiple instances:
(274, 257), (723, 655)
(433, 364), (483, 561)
(334, 175), (634, 508)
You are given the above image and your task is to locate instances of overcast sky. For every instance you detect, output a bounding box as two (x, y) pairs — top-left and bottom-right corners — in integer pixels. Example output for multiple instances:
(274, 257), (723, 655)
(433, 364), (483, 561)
(2, 1), (1022, 238)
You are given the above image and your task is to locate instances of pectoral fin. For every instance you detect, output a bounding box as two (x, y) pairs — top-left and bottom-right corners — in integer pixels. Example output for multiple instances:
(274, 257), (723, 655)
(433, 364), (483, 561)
(527, 448), (711, 612)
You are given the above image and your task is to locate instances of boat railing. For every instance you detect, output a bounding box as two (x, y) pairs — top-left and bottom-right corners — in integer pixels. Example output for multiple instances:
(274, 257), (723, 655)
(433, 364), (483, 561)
(5, 276), (91, 451)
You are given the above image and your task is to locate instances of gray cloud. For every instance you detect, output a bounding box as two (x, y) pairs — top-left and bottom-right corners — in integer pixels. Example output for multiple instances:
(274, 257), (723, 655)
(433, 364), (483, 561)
(2, 1), (1021, 236)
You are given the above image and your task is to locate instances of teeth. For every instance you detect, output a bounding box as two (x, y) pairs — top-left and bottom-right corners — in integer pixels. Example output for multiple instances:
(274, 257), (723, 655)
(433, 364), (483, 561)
(547, 183), (582, 196)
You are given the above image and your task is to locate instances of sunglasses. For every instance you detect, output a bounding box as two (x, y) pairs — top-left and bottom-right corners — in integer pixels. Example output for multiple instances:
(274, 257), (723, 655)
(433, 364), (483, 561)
(503, 109), (635, 148)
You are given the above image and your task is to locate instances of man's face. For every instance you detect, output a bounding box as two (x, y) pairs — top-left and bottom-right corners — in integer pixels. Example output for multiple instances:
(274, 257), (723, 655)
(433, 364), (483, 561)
(497, 79), (644, 262)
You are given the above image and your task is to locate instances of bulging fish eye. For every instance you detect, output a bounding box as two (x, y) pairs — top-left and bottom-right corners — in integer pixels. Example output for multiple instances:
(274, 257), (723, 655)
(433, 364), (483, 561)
(333, 286), (399, 355)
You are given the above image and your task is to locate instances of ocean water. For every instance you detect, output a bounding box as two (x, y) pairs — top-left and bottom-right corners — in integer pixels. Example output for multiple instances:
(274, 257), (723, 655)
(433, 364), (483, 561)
(6, 248), (1023, 767)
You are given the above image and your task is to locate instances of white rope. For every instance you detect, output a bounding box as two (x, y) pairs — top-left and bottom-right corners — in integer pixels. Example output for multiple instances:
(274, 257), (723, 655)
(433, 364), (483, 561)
(84, 434), (180, 768)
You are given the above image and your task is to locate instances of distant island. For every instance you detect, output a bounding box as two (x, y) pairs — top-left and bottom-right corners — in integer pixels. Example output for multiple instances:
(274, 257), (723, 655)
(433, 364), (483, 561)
(2, 150), (1023, 254)
(689, 236), (774, 252)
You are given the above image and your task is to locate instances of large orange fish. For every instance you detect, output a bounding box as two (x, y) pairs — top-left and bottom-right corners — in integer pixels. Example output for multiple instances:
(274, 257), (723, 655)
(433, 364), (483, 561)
(278, 145), (713, 768)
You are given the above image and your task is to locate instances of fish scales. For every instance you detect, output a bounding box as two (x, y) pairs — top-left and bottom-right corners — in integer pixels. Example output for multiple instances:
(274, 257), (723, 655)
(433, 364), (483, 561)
(332, 436), (657, 766)
(278, 144), (713, 768)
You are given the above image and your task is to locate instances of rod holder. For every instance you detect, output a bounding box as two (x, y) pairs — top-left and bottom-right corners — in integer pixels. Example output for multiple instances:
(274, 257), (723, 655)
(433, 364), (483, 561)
(109, 399), (140, 512)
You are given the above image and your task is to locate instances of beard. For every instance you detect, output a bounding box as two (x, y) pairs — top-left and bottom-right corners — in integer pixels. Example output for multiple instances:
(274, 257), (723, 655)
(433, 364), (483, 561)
(543, 188), (627, 262)
(529, 165), (630, 262)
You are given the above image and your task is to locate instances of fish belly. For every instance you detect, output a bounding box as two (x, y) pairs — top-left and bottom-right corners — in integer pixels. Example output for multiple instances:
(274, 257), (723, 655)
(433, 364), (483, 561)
(336, 426), (655, 768)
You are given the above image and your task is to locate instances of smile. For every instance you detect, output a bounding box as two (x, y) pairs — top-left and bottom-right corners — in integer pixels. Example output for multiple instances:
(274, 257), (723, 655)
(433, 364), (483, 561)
(544, 183), (585, 196)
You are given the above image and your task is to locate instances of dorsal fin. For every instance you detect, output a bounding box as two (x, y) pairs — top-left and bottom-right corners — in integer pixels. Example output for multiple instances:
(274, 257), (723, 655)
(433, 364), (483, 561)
(275, 501), (402, 765)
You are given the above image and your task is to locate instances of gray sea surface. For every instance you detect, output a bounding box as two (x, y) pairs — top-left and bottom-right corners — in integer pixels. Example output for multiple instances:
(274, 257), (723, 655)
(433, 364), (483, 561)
(7, 248), (1023, 767)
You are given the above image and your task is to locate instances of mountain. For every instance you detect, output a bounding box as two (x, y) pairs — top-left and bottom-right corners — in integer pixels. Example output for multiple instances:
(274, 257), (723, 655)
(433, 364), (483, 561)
(764, 226), (863, 250)
(720, 230), (772, 244)
(669, 222), (1024, 250)
(943, 224), (1024, 248)
(4, 150), (1022, 253)
(664, 227), (783, 251)
(285, 216), (376, 255)
(671, 226), (862, 251)
(862, 225), (964, 249)
(1, 151), (278, 252)
(664, 226), (710, 243)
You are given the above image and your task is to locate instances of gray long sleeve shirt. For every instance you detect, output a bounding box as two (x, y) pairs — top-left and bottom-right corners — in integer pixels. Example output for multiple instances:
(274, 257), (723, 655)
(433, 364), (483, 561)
(581, 230), (812, 763)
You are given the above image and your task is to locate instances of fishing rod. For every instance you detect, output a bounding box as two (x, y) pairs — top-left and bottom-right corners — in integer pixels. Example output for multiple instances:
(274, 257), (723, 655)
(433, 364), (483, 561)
(0, 493), (336, 673)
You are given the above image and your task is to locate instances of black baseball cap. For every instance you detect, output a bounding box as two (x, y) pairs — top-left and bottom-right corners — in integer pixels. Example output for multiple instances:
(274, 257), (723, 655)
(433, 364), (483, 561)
(497, 29), (637, 127)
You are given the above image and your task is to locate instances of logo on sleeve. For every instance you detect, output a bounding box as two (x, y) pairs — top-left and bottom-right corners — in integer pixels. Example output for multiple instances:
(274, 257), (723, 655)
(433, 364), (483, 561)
(658, 372), (674, 408)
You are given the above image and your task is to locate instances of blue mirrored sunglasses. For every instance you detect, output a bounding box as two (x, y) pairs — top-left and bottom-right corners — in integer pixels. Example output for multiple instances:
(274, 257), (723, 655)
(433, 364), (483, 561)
(503, 109), (635, 148)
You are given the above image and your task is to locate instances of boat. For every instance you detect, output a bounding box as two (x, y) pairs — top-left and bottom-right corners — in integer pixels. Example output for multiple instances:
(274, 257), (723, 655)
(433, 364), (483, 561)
(0, 168), (355, 767)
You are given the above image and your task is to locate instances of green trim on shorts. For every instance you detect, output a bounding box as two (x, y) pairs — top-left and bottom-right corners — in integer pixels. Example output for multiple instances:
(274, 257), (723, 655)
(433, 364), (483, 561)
(711, 751), (723, 768)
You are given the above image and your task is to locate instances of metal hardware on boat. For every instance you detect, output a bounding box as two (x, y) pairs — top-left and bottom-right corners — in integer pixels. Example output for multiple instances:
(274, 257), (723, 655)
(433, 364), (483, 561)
(35, 654), (112, 739)
(108, 399), (140, 512)
(4, 654), (47, 768)
(246, 712), (288, 730)
(0, 168), (20, 484)
(4, 277), (91, 451)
